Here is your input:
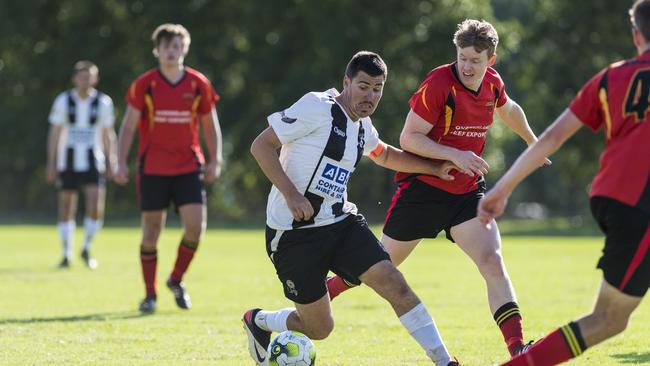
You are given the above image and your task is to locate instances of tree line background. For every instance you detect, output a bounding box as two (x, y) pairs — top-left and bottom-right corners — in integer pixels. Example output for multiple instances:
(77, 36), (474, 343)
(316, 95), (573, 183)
(0, 0), (634, 226)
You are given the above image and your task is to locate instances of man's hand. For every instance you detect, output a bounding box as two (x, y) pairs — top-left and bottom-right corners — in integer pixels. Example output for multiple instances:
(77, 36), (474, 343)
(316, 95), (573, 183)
(434, 161), (458, 181)
(114, 163), (129, 185)
(451, 150), (489, 177)
(477, 188), (510, 228)
(203, 160), (222, 183)
(46, 164), (57, 184)
(286, 191), (314, 222)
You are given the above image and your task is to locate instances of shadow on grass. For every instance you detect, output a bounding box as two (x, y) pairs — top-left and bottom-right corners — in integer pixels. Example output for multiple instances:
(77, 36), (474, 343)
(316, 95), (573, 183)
(611, 352), (650, 364)
(0, 311), (152, 324)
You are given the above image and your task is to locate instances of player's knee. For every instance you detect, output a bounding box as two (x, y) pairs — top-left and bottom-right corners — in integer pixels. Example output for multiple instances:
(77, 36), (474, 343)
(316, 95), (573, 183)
(382, 267), (412, 299)
(142, 225), (163, 243)
(183, 223), (204, 241)
(477, 251), (506, 277)
(304, 318), (334, 340)
(592, 308), (630, 336)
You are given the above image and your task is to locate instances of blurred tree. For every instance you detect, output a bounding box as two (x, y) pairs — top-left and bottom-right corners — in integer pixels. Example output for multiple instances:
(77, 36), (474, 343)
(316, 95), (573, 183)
(0, 0), (635, 224)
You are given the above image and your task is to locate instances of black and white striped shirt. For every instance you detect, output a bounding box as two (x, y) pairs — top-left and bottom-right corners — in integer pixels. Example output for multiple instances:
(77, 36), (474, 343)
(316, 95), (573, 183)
(266, 89), (380, 230)
(48, 89), (115, 173)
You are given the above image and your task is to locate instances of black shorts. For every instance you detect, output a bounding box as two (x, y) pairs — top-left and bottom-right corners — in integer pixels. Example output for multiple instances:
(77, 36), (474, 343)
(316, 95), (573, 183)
(591, 196), (650, 297)
(265, 214), (391, 304)
(383, 179), (485, 242)
(56, 170), (104, 191)
(137, 171), (205, 211)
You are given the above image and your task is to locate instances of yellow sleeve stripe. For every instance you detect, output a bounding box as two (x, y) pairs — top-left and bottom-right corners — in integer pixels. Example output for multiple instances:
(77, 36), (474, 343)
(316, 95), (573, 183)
(598, 88), (612, 140)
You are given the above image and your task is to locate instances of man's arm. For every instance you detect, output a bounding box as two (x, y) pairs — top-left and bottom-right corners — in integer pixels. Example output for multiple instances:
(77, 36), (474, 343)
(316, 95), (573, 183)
(200, 108), (223, 183)
(250, 127), (314, 221)
(46, 125), (63, 183)
(102, 126), (117, 180)
(370, 140), (455, 181)
(477, 108), (584, 225)
(400, 109), (488, 176)
(114, 105), (141, 185)
(497, 98), (552, 165)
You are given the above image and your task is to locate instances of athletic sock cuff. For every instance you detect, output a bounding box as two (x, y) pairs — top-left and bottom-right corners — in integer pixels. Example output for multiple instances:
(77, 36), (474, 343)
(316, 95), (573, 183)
(493, 301), (521, 327)
(561, 321), (587, 356)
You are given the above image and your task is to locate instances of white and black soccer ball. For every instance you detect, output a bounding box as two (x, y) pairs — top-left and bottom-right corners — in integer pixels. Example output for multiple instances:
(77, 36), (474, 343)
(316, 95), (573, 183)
(267, 330), (316, 366)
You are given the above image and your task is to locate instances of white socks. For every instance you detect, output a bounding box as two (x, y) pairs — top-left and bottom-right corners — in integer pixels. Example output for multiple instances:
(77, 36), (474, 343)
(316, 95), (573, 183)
(83, 217), (103, 250)
(58, 220), (76, 258)
(255, 308), (293, 333)
(399, 303), (451, 366)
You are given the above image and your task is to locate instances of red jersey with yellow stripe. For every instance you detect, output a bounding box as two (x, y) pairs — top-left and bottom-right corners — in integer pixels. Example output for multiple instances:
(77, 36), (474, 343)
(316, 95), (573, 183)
(569, 51), (650, 214)
(396, 63), (508, 194)
(126, 67), (219, 175)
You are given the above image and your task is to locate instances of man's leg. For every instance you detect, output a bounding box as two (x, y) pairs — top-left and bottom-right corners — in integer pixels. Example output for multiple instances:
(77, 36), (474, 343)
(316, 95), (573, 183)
(165, 203), (205, 309)
(501, 280), (643, 366)
(139, 210), (165, 312)
(57, 190), (78, 267)
(450, 217), (525, 355)
(81, 184), (104, 269)
(327, 235), (421, 300)
(361, 260), (454, 366)
(243, 293), (334, 365)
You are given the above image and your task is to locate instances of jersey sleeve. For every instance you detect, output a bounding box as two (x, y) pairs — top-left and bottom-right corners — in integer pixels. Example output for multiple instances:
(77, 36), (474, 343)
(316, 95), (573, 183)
(361, 118), (382, 156)
(125, 77), (146, 111)
(569, 68), (608, 131)
(490, 68), (509, 108)
(408, 74), (445, 125)
(267, 92), (329, 144)
(197, 78), (220, 115)
(48, 93), (67, 125)
(98, 94), (116, 127)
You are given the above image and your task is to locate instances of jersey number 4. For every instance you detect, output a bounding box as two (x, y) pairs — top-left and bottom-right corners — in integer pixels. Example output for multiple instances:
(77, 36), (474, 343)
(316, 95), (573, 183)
(624, 69), (650, 123)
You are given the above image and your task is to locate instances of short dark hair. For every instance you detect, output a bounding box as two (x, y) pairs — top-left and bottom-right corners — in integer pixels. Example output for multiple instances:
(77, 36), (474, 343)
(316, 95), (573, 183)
(631, 0), (650, 41)
(72, 60), (98, 76)
(453, 19), (499, 57)
(151, 23), (191, 53)
(344, 51), (388, 80)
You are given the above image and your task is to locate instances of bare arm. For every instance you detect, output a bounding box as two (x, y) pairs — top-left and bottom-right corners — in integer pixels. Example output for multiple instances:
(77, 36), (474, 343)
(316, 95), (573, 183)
(200, 108), (223, 183)
(114, 105), (141, 185)
(46, 124), (63, 183)
(102, 126), (117, 180)
(370, 141), (455, 180)
(250, 127), (314, 221)
(477, 108), (584, 225)
(400, 109), (488, 176)
(497, 98), (552, 165)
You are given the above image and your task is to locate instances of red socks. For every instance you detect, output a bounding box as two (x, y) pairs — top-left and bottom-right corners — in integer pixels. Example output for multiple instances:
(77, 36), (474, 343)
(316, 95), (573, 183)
(501, 322), (587, 366)
(326, 275), (354, 300)
(170, 242), (197, 282)
(494, 302), (524, 355)
(140, 249), (158, 298)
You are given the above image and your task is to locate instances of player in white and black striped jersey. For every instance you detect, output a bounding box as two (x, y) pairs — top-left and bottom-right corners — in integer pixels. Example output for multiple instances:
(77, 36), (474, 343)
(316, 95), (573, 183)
(244, 51), (462, 366)
(46, 60), (116, 269)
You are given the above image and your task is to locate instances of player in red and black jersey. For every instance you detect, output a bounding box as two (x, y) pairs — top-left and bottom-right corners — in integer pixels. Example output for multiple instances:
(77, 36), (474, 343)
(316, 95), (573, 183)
(115, 23), (223, 313)
(327, 19), (548, 356)
(480, 1), (650, 365)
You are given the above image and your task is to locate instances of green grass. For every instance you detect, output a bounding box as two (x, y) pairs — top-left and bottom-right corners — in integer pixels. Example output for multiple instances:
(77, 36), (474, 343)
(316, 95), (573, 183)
(0, 225), (648, 365)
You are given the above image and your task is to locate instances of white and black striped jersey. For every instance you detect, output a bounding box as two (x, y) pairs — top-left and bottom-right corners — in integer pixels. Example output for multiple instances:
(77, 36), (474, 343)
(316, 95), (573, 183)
(266, 89), (381, 230)
(49, 89), (115, 173)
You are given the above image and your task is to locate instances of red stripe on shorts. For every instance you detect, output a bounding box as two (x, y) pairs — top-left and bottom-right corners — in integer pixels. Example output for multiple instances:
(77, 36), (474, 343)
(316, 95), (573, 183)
(384, 181), (413, 227)
(619, 224), (650, 291)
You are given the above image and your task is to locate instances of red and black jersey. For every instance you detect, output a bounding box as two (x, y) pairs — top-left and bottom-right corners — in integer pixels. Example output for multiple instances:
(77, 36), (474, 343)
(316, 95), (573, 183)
(126, 67), (219, 175)
(569, 51), (650, 214)
(395, 63), (508, 194)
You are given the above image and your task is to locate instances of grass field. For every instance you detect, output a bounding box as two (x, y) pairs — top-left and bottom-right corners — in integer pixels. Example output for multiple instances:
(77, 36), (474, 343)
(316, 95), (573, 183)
(0, 225), (648, 365)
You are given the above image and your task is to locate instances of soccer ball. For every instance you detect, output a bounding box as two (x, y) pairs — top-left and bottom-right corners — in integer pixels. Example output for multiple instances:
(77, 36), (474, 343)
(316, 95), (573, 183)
(267, 331), (316, 366)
